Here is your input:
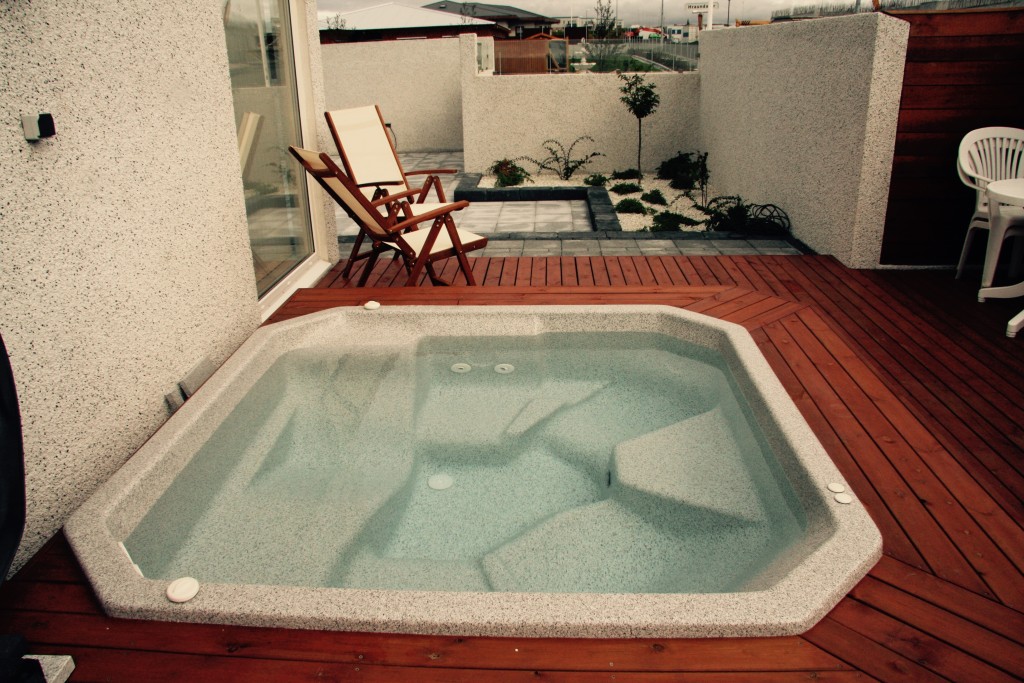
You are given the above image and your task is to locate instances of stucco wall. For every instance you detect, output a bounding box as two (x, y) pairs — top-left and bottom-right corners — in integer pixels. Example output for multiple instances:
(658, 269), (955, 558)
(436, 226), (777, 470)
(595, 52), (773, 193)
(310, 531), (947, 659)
(0, 1), (316, 571)
(699, 13), (909, 268)
(461, 35), (701, 174)
(322, 38), (464, 151)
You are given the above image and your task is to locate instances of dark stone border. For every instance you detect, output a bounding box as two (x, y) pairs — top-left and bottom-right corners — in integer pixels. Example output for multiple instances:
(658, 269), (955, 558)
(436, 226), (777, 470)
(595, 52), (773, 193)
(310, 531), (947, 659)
(453, 173), (621, 232)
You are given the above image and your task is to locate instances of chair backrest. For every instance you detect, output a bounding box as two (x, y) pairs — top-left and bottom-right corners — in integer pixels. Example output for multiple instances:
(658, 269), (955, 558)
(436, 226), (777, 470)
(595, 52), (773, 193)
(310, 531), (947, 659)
(288, 146), (393, 242)
(236, 111), (263, 179)
(958, 127), (1024, 191)
(325, 106), (407, 194)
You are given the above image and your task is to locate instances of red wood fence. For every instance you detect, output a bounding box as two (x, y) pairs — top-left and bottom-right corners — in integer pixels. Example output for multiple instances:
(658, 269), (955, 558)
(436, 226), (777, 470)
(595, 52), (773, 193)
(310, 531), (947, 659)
(881, 7), (1024, 265)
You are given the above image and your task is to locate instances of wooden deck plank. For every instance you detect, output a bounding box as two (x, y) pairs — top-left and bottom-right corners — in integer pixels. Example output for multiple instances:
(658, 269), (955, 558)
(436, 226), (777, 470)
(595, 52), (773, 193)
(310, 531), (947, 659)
(828, 598), (1019, 683)
(671, 256), (702, 285)
(848, 576), (1024, 677)
(760, 316), (988, 592)
(773, 258), (1024, 519)
(795, 308), (1024, 581)
(869, 555), (1024, 645)
(749, 327), (928, 569)
(782, 310), (1024, 605)
(590, 256), (611, 286)
(803, 617), (948, 683)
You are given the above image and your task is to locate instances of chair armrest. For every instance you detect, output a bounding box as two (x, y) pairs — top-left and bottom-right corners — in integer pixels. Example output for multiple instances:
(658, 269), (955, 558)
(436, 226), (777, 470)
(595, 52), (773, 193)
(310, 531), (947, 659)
(357, 180), (404, 188)
(389, 201), (470, 233)
(404, 169), (459, 176)
(371, 188), (420, 206)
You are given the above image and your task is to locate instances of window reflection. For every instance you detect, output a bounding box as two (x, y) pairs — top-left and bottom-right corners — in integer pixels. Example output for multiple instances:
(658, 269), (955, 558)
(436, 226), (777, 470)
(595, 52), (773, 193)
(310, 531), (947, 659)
(224, 0), (313, 296)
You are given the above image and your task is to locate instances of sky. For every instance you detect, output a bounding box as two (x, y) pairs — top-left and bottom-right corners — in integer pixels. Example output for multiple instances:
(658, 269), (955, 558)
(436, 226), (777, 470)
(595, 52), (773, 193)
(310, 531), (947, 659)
(315, 0), (805, 27)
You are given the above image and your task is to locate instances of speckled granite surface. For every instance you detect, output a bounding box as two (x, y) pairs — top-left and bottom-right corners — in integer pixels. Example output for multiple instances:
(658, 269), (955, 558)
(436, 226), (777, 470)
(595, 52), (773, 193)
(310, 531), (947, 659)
(65, 306), (881, 638)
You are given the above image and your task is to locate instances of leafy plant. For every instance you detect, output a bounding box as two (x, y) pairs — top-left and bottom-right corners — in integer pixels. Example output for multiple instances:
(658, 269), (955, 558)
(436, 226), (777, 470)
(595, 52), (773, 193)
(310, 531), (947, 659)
(615, 198), (646, 214)
(519, 137), (604, 180)
(611, 169), (642, 180)
(610, 182), (642, 195)
(583, 173), (608, 187)
(619, 73), (660, 176)
(650, 211), (700, 232)
(324, 13), (347, 29)
(703, 196), (749, 232)
(641, 189), (667, 205)
(702, 196), (790, 234)
(489, 158), (532, 187)
(657, 151), (710, 204)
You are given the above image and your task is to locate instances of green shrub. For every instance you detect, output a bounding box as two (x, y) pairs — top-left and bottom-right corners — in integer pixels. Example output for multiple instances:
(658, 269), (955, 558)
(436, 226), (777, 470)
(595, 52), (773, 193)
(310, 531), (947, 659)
(640, 189), (667, 205)
(650, 211), (700, 232)
(704, 198), (789, 235)
(519, 136), (604, 180)
(489, 158), (531, 187)
(615, 198), (646, 214)
(611, 169), (642, 180)
(658, 151), (710, 204)
(583, 173), (608, 187)
(610, 182), (642, 195)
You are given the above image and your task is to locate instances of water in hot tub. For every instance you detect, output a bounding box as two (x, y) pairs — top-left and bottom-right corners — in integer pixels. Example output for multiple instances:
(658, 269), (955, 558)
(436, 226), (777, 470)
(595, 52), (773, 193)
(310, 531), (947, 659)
(126, 332), (806, 594)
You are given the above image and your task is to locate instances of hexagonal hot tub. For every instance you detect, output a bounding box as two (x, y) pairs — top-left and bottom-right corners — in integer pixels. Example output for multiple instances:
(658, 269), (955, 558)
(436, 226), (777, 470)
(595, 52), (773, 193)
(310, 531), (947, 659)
(66, 306), (881, 638)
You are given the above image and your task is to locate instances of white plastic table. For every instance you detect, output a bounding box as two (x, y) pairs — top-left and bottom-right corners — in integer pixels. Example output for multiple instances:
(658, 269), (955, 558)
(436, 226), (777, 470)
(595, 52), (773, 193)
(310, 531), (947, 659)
(978, 178), (1024, 338)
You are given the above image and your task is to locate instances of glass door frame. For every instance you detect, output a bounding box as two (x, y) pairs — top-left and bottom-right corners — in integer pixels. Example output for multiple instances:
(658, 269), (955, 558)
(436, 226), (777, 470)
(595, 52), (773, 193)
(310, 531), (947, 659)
(255, 0), (332, 321)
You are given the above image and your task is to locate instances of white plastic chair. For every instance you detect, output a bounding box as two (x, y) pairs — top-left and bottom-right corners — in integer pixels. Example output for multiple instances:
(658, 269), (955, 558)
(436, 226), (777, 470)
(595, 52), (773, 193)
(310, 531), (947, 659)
(955, 127), (1024, 286)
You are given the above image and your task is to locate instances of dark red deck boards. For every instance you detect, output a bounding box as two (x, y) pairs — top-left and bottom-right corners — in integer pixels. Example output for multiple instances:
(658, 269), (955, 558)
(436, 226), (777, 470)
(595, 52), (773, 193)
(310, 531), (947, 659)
(3, 255), (1022, 681)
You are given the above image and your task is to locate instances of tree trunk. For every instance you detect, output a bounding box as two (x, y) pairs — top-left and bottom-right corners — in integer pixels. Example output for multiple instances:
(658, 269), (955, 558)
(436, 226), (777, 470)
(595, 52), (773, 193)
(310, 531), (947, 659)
(637, 119), (643, 175)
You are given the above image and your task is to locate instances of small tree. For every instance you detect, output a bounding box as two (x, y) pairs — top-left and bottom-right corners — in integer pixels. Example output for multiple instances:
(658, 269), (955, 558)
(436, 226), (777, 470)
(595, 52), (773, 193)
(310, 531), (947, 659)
(618, 73), (660, 176)
(325, 14), (346, 29)
(584, 0), (623, 69)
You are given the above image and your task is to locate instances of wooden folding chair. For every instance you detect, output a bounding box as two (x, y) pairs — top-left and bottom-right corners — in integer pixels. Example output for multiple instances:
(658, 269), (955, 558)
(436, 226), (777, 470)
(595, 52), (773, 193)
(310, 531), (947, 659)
(325, 105), (456, 206)
(289, 146), (486, 287)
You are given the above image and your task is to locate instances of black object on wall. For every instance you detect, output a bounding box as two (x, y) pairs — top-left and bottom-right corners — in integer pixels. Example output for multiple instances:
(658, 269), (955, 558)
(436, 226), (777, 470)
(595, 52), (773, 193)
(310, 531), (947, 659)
(0, 332), (26, 583)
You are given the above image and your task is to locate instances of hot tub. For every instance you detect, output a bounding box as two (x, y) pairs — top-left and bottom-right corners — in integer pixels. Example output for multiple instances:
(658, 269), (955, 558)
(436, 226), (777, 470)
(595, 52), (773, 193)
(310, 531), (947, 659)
(66, 305), (881, 638)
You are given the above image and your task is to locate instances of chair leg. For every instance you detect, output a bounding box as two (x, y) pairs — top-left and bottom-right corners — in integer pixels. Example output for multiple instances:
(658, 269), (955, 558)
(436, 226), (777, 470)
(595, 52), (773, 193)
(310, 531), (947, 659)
(456, 250), (476, 285)
(1009, 235), (1024, 281)
(956, 226), (977, 279)
(981, 220), (1008, 288)
(357, 250), (381, 287)
(341, 232), (366, 279)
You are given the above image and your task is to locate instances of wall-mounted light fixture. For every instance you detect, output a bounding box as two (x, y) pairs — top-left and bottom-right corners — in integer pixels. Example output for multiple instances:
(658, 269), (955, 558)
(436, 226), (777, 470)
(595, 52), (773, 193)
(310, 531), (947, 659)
(22, 113), (56, 142)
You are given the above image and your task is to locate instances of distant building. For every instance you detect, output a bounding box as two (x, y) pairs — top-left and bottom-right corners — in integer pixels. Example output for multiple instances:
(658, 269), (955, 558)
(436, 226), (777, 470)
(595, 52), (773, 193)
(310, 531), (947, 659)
(319, 2), (508, 43)
(422, 1), (558, 38)
(625, 26), (667, 40)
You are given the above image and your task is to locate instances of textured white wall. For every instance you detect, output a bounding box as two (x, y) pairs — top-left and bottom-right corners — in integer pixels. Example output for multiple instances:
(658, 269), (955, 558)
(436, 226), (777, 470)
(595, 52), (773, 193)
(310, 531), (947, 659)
(699, 14), (909, 268)
(461, 35), (701, 174)
(322, 38), (464, 152)
(0, 1), (326, 571)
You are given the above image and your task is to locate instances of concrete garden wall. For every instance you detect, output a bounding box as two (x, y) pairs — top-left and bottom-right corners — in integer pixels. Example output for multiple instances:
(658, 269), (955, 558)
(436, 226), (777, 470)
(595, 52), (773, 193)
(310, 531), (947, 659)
(322, 38), (464, 152)
(460, 35), (701, 175)
(699, 13), (909, 268)
(0, 0), (333, 572)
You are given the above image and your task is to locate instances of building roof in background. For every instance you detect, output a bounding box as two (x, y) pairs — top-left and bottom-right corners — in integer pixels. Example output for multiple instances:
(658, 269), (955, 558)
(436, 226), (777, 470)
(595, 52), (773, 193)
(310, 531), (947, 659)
(327, 2), (496, 30)
(422, 1), (557, 23)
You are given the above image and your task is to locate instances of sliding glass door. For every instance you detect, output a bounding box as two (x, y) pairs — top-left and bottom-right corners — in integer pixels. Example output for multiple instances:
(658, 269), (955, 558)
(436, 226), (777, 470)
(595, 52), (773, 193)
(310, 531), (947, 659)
(224, 0), (313, 297)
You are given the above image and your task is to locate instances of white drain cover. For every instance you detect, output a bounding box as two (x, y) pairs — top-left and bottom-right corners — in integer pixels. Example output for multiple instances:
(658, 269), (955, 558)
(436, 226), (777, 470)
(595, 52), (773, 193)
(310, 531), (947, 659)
(166, 577), (200, 603)
(494, 364), (515, 374)
(428, 474), (454, 490)
(451, 363), (472, 373)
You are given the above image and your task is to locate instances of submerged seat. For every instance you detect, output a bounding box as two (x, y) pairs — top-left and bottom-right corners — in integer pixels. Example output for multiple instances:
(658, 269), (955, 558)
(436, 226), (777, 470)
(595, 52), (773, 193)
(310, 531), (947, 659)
(325, 105), (456, 206)
(289, 146), (486, 287)
(955, 127), (1024, 286)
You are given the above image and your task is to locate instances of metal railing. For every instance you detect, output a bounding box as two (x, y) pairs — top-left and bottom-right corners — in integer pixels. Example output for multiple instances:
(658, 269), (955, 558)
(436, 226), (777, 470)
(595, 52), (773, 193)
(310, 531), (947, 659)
(577, 39), (699, 73)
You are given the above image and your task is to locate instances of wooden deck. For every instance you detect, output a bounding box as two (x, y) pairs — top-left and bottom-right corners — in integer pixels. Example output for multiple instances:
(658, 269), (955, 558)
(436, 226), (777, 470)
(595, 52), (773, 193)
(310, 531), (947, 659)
(3, 255), (1023, 682)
